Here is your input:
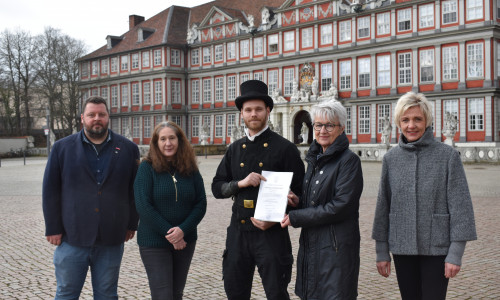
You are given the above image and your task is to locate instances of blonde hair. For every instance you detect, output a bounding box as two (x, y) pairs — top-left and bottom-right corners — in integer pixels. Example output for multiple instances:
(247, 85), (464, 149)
(393, 92), (433, 129)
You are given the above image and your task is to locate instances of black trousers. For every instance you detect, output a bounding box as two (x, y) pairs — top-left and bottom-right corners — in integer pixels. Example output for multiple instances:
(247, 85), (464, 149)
(222, 225), (293, 300)
(393, 255), (449, 300)
(139, 242), (196, 300)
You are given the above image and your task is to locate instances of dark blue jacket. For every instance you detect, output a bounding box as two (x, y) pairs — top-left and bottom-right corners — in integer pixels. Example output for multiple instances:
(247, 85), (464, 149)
(42, 130), (140, 247)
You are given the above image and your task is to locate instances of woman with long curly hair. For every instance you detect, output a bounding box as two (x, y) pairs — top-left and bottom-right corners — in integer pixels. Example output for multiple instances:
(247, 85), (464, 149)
(134, 121), (207, 300)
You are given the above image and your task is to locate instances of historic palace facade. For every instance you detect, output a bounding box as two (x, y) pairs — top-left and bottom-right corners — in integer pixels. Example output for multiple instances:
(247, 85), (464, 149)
(78, 0), (500, 161)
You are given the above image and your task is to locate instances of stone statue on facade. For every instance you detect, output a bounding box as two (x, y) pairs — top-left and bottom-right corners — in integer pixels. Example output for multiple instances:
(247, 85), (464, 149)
(318, 83), (338, 101)
(290, 80), (300, 102)
(239, 124), (245, 138)
(271, 89), (287, 103)
(311, 76), (319, 100)
(200, 123), (210, 145)
(275, 123), (282, 136)
(300, 122), (309, 144)
(186, 24), (198, 44)
(442, 112), (458, 146)
(124, 127), (133, 141)
(262, 8), (270, 24)
(248, 15), (255, 28)
(381, 115), (392, 147)
(268, 119), (274, 131)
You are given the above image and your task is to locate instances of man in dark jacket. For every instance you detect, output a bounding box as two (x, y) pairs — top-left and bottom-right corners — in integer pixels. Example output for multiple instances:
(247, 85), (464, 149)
(43, 96), (139, 299)
(212, 80), (305, 300)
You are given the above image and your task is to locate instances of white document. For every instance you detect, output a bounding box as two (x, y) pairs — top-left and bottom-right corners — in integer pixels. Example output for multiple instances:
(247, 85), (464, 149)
(254, 170), (294, 222)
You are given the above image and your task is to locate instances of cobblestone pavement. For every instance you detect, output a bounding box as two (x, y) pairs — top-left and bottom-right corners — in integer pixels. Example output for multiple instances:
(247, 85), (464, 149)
(0, 156), (499, 299)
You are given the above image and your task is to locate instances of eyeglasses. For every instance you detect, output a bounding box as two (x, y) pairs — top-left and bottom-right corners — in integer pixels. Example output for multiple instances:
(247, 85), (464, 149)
(313, 122), (340, 132)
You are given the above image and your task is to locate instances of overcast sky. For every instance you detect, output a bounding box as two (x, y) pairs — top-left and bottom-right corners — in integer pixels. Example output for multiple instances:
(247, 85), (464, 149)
(1, 0), (209, 53)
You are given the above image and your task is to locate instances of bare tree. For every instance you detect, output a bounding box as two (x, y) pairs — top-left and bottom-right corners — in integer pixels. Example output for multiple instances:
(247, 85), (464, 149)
(0, 29), (38, 135)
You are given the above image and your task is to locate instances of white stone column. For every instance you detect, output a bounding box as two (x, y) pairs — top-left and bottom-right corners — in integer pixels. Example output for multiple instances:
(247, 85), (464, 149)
(412, 48), (418, 90)
(459, 97), (467, 142)
(485, 96), (493, 141)
(435, 99), (442, 140)
(371, 103), (377, 143)
(352, 104), (358, 143)
(459, 42), (466, 88)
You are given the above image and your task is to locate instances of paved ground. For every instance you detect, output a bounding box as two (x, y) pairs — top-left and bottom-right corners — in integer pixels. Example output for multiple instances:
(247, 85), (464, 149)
(0, 156), (499, 299)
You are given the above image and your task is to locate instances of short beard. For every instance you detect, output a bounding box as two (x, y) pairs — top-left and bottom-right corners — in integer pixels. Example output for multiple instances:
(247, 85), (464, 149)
(85, 125), (108, 141)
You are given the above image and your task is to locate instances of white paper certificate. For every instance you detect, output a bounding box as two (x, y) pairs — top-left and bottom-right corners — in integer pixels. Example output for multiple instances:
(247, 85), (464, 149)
(254, 170), (294, 222)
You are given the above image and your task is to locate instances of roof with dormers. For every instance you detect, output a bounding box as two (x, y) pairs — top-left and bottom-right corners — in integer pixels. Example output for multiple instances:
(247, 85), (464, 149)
(79, 0), (284, 61)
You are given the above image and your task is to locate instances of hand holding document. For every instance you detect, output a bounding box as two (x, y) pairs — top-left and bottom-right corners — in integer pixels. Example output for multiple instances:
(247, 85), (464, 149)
(254, 171), (293, 222)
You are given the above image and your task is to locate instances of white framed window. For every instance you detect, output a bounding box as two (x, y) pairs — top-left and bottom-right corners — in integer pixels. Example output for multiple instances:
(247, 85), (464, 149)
(283, 68), (294, 95)
(132, 83), (140, 105)
(358, 58), (371, 88)
(420, 49), (434, 83)
(358, 16), (370, 39)
(254, 72), (263, 81)
(444, 99), (459, 127)
(228, 76), (236, 100)
(215, 115), (223, 137)
(110, 57), (118, 73)
(121, 55), (128, 71)
(91, 88), (98, 96)
(203, 47), (211, 63)
(81, 62), (89, 77)
(144, 116), (152, 139)
(171, 49), (180, 65)
(321, 63), (332, 91)
(468, 98), (484, 130)
(268, 34), (279, 53)
(100, 59), (108, 74)
(443, 46), (458, 80)
(377, 104), (391, 133)
(320, 24), (332, 45)
(101, 87), (108, 102)
(203, 116), (211, 135)
(111, 86), (118, 107)
(142, 51), (150, 68)
(443, 0), (458, 24)
(192, 80), (200, 103)
(339, 20), (351, 42)
(121, 118), (129, 136)
(132, 117), (140, 138)
(340, 60), (351, 90)
(171, 80), (181, 104)
(227, 114), (236, 138)
(467, 43), (483, 78)
(143, 82), (151, 105)
(121, 84), (129, 106)
(377, 12), (390, 35)
(172, 115), (182, 126)
(345, 107), (351, 134)
(215, 77), (224, 101)
(398, 8), (412, 32)
(155, 115), (163, 126)
(268, 70), (278, 95)
(192, 115), (200, 137)
(92, 61), (99, 75)
(419, 3), (434, 28)
(254, 37), (263, 56)
(466, 0), (483, 21)
(203, 78), (212, 102)
(284, 31), (295, 51)
(377, 55), (391, 86)
(154, 49), (162, 66)
(301, 27), (313, 48)
(241, 73), (250, 83)
(131, 53), (139, 69)
(215, 45), (223, 61)
(359, 105), (370, 134)
(227, 42), (236, 60)
(240, 40), (249, 57)
(111, 118), (119, 132)
(154, 81), (162, 104)
(398, 52), (412, 84)
(191, 49), (199, 65)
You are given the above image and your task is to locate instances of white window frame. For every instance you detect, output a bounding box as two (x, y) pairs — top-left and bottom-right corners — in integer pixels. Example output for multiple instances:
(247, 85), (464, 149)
(215, 115), (223, 137)
(254, 72), (263, 81)
(192, 80), (200, 103)
(101, 87), (108, 102)
(346, 107), (352, 134)
(442, 0), (458, 24)
(398, 8), (412, 32)
(377, 104), (391, 133)
(377, 12), (390, 35)
(419, 3), (434, 29)
(121, 84), (129, 106)
(227, 42), (236, 60)
(171, 80), (181, 104)
(283, 68), (294, 96)
(131, 53), (139, 69)
(154, 81), (162, 104)
(110, 57), (118, 73)
(203, 47), (211, 63)
(132, 117), (140, 138)
(358, 57), (371, 88)
(254, 37), (263, 56)
(339, 20), (351, 42)
(359, 105), (370, 134)
(91, 61), (99, 75)
(466, 0), (483, 21)
(215, 77), (224, 101)
(302, 27), (313, 48)
(268, 34), (279, 53)
(203, 78), (212, 102)
(340, 60), (351, 90)
(132, 83), (140, 105)
(111, 86), (118, 107)
(121, 118), (129, 136)
(121, 55), (129, 71)
(468, 98), (484, 131)
(284, 31), (295, 51)
(268, 70), (278, 95)
(144, 116), (152, 138)
(192, 116), (200, 137)
(444, 99), (459, 128)
(228, 76), (236, 100)
(467, 43), (483, 78)
(357, 16), (370, 39)
(172, 115), (182, 126)
(191, 49), (199, 65)
(320, 24), (332, 45)
(171, 49), (180, 65)
(377, 55), (391, 86)
(398, 52), (412, 84)
(215, 45), (223, 62)
(142, 51), (150, 68)
(240, 73), (250, 84)
(420, 49), (435, 83)
(443, 46), (458, 81)
(227, 114), (236, 138)
(143, 82), (151, 105)
(240, 40), (249, 57)
(154, 49), (162, 66)
(321, 63), (332, 91)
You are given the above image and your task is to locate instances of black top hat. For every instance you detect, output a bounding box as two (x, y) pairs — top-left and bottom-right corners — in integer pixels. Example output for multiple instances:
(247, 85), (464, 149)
(235, 80), (274, 111)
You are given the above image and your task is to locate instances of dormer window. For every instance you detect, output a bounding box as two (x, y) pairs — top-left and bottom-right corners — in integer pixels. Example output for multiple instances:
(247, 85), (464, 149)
(138, 28), (155, 42)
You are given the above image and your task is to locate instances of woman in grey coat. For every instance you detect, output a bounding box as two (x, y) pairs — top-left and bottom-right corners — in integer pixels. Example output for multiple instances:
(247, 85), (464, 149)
(281, 100), (363, 300)
(372, 92), (477, 300)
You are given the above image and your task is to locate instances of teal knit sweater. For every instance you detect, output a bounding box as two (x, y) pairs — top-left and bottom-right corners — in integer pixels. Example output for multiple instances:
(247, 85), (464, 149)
(134, 161), (207, 247)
